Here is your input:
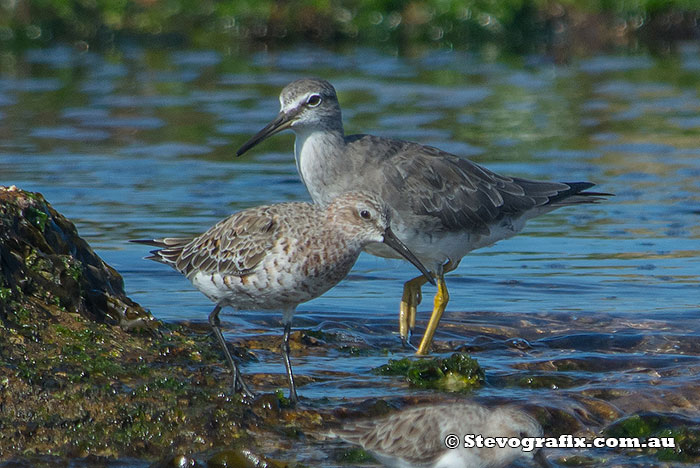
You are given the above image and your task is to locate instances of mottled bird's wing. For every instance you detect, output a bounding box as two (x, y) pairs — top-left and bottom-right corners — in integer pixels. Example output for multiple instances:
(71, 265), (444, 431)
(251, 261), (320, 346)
(335, 407), (446, 464)
(349, 135), (601, 235)
(134, 205), (290, 278)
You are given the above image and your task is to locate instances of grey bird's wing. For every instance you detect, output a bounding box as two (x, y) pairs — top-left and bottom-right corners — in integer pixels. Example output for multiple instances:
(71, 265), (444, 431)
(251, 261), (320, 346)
(348, 135), (602, 235)
(133, 206), (281, 279)
(335, 407), (446, 465)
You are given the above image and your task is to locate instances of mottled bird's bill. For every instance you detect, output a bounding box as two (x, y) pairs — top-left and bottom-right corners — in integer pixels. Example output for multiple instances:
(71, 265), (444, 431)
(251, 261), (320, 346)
(382, 227), (435, 286)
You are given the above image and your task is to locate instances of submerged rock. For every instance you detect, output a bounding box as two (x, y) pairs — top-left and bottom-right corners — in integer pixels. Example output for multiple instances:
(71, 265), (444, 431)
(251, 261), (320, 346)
(604, 412), (700, 463)
(207, 448), (290, 468)
(0, 185), (154, 330)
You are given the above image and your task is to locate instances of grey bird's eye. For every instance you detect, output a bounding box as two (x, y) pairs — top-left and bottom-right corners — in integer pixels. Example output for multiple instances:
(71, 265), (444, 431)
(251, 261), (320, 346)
(360, 209), (371, 220)
(306, 94), (322, 107)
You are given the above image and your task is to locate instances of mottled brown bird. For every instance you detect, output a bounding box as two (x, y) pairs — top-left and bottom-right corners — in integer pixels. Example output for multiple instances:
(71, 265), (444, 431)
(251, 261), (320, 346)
(133, 191), (433, 403)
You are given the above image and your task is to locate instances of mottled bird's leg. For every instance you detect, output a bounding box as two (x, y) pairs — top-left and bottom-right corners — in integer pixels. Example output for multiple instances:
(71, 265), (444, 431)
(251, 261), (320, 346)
(281, 314), (298, 405)
(416, 259), (460, 355)
(208, 305), (255, 398)
(399, 275), (428, 349)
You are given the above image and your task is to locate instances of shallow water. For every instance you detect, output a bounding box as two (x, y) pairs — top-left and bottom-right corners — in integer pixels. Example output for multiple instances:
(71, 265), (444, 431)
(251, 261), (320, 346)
(2, 43), (699, 466)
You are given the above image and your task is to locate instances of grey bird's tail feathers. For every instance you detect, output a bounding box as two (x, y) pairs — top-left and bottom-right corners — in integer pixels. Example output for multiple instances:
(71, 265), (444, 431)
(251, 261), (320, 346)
(546, 181), (612, 207)
(130, 238), (191, 266)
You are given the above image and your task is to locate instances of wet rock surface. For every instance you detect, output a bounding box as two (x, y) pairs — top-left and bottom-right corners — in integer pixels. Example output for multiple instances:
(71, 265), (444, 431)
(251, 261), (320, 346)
(0, 187), (301, 465)
(0, 185), (153, 329)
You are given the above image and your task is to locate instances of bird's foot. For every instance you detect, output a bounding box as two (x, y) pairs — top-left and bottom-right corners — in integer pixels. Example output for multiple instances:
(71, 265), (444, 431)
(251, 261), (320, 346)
(400, 329), (418, 351)
(399, 275), (427, 346)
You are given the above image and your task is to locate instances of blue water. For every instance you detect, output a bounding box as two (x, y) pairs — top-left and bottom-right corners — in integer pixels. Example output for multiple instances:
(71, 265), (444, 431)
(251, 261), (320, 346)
(2, 43), (699, 466)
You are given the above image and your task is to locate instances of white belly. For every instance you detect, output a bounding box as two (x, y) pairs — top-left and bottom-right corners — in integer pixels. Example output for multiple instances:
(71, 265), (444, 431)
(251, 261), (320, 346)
(365, 214), (528, 272)
(189, 248), (359, 311)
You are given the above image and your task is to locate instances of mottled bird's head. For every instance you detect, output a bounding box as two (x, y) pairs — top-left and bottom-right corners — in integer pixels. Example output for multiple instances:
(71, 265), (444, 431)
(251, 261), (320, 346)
(327, 191), (434, 285)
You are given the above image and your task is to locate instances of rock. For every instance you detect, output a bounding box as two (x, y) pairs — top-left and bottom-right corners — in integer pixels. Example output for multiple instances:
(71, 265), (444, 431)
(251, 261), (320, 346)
(0, 186), (306, 464)
(604, 412), (700, 463)
(372, 352), (484, 392)
(0, 185), (155, 330)
(207, 448), (285, 468)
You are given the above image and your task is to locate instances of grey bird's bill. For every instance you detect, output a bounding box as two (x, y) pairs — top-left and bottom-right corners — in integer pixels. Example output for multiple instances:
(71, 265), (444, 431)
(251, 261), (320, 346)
(237, 111), (295, 156)
(382, 227), (435, 286)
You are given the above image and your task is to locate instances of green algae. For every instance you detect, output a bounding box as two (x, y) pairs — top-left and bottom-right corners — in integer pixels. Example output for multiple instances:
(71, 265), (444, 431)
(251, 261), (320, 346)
(603, 412), (695, 440)
(0, 187), (270, 462)
(338, 447), (375, 464)
(25, 206), (49, 232)
(373, 352), (484, 391)
(274, 388), (293, 409)
(0, 316), (257, 459)
(604, 413), (700, 463)
(0, 287), (12, 301)
(605, 413), (665, 438)
(61, 256), (83, 282)
(655, 427), (700, 462)
(0, 187), (155, 329)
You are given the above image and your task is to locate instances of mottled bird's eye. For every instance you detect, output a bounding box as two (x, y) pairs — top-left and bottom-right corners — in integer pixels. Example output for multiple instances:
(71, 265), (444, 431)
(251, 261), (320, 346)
(306, 94), (322, 107)
(360, 209), (371, 220)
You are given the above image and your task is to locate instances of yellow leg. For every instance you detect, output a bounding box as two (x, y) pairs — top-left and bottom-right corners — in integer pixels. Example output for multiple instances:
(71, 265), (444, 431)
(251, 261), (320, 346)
(399, 275), (428, 347)
(416, 275), (448, 355)
(415, 259), (460, 356)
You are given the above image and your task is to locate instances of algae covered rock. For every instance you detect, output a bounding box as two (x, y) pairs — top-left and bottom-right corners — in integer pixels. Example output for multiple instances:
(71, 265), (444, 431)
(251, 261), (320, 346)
(0, 186), (310, 464)
(373, 352), (484, 392)
(0, 185), (154, 330)
(604, 412), (700, 463)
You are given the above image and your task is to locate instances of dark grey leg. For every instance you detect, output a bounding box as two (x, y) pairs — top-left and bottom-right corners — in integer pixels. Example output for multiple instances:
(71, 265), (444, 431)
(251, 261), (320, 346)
(208, 304), (254, 398)
(281, 322), (298, 405)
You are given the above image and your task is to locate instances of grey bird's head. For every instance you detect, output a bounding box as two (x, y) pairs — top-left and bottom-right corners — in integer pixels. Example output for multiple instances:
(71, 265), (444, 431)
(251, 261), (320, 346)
(237, 78), (342, 156)
(328, 191), (435, 286)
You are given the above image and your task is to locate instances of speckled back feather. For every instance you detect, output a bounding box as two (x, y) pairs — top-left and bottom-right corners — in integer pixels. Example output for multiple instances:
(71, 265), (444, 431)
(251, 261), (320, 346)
(338, 406), (447, 465)
(334, 402), (544, 468)
(135, 203), (320, 279)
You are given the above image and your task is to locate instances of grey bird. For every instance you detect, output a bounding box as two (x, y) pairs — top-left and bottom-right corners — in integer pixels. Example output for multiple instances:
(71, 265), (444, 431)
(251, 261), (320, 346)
(132, 191), (434, 404)
(237, 78), (609, 355)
